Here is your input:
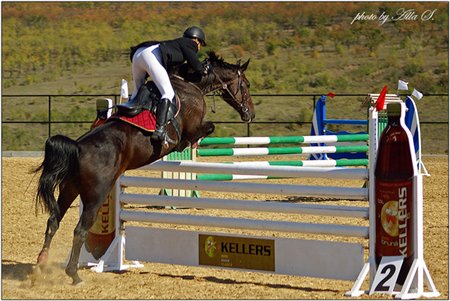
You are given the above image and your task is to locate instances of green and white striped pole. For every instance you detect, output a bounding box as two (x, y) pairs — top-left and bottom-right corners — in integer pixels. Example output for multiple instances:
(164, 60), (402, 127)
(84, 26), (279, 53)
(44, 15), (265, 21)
(196, 159), (368, 181)
(197, 145), (368, 157)
(199, 134), (369, 146)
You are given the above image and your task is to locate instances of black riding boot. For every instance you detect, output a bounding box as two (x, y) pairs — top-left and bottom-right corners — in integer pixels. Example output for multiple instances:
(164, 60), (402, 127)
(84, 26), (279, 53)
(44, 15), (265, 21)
(151, 98), (171, 141)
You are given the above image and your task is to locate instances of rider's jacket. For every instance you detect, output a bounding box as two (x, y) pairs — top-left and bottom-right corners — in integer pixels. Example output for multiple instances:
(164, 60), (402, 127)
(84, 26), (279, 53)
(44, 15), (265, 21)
(130, 37), (203, 73)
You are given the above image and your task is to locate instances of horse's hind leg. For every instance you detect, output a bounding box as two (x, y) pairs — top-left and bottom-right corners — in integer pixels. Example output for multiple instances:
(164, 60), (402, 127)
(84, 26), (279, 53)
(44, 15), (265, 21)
(37, 183), (78, 264)
(34, 184), (78, 281)
(65, 193), (108, 285)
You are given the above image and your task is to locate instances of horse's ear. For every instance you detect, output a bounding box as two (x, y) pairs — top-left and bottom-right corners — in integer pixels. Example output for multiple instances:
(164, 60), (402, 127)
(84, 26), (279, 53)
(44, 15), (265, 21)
(240, 59), (250, 72)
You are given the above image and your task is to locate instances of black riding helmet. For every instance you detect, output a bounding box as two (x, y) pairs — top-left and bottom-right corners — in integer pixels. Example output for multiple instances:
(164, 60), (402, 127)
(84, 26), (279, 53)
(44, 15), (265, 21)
(183, 26), (207, 46)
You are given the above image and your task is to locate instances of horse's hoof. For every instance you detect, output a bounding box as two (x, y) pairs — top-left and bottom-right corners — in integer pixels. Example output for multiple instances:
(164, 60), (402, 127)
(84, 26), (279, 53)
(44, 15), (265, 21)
(66, 266), (82, 285)
(71, 277), (83, 286)
(37, 249), (49, 265)
(30, 265), (42, 287)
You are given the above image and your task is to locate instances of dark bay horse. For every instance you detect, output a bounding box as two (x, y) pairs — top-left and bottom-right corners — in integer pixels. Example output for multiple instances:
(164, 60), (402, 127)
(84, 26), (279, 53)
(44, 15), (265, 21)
(34, 52), (255, 285)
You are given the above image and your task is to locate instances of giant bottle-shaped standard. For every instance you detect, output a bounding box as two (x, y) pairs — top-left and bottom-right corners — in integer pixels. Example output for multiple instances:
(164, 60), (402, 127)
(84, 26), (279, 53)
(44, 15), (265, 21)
(375, 101), (416, 285)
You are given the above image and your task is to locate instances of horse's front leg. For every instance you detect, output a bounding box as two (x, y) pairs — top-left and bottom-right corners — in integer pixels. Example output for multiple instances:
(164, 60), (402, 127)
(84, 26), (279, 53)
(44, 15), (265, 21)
(200, 121), (215, 137)
(176, 121), (215, 152)
(192, 121), (215, 147)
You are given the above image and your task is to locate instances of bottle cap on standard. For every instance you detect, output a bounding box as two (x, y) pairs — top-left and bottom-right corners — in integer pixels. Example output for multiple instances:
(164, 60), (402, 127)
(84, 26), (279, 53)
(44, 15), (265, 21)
(387, 102), (401, 116)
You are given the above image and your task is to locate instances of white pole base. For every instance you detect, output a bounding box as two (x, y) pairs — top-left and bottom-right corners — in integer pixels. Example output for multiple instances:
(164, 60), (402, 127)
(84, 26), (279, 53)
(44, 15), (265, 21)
(80, 233), (144, 273)
(345, 261), (370, 297)
(346, 259), (440, 299)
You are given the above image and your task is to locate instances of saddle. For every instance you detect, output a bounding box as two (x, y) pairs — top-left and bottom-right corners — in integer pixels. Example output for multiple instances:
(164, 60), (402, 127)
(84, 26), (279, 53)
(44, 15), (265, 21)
(117, 81), (178, 118)
(115, 81), (181, 142)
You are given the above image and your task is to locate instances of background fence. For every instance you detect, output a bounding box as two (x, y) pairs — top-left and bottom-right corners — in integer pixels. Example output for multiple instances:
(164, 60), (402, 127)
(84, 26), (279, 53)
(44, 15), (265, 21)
(2, 93), (448, 154)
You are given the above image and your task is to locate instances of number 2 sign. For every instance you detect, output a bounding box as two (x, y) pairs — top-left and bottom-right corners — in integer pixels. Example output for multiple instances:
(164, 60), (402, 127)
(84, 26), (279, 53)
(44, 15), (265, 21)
(369, 256), (404, 295)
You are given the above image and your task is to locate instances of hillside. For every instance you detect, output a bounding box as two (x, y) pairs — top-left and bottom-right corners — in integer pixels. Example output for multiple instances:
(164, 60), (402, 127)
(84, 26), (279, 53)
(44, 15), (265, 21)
(2, 2), (449, 94)
(1, 2), (449, 153)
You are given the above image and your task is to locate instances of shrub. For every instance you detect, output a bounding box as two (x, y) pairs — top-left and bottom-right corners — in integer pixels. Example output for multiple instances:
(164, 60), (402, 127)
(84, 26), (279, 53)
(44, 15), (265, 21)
(404, 63), (424, 77)
(309, 73), (329, 88)
(434, 62), (448, 75)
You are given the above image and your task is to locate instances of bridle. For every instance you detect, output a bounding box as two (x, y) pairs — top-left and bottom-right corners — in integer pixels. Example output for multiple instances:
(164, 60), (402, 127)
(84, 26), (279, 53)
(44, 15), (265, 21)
(171, 65), (250, 114)
(210, 68), (249, 114)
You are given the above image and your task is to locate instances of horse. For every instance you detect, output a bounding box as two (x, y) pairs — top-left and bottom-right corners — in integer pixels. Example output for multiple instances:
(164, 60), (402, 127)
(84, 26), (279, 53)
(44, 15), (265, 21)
(33, 51), (255, 285)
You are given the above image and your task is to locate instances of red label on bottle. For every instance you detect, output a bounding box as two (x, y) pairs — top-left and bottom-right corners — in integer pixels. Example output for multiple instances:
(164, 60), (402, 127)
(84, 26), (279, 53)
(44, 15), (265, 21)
(375, 180), (413, 258)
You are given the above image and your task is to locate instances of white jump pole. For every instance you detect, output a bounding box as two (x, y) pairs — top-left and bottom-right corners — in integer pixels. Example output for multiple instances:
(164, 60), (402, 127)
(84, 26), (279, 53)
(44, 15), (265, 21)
(121, 193), (369, 219)
(120, 210), (369, 238)
(121, 176), (368, 200)
(140, 160), (368, 180)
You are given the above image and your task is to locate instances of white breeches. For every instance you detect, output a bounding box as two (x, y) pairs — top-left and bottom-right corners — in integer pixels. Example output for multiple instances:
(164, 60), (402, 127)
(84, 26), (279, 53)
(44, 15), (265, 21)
(131, 44), (175, 100)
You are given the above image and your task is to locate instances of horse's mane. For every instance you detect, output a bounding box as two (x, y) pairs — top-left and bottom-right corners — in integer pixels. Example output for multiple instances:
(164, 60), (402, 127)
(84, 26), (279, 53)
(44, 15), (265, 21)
(206, 51), (239, 70)
(170, 51), (239, 83)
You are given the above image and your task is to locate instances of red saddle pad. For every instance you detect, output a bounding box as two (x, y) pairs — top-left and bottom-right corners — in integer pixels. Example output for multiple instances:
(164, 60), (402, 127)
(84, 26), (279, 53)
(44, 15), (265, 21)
(111, 110), (156, 132)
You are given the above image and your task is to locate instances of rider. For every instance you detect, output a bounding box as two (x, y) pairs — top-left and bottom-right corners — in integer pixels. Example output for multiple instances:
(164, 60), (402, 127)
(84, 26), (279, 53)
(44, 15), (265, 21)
(128, 26), (209, 141)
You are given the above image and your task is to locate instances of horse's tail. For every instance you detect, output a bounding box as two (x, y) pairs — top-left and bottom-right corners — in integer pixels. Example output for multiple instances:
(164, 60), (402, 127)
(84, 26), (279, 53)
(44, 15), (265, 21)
(34, 135), (80, 217)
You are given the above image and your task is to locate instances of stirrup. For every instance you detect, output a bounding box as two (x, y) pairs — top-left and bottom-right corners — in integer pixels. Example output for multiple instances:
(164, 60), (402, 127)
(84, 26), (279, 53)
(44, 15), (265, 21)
(151, 127), (166, 141)
(151, 127), (176, 145)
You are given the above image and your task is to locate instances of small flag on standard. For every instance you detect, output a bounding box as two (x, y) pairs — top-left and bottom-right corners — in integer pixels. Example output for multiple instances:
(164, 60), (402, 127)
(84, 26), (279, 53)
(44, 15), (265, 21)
(121, 79), (129, 100)
(412, 88), (423, 100)
(376, 85), (388, 111)
(398, 80), (409, 91)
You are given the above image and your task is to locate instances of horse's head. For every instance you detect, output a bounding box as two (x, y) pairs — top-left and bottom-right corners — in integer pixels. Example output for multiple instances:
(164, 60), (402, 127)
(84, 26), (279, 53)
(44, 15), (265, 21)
(206, 52), (255, 123)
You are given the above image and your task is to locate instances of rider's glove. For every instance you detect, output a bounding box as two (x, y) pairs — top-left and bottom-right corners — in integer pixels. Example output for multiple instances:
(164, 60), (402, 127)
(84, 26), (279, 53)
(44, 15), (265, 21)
(203, 62), (212, 75)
